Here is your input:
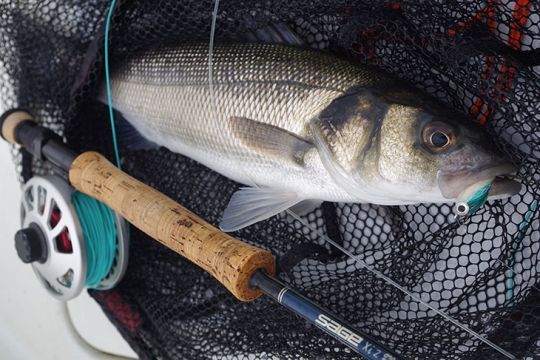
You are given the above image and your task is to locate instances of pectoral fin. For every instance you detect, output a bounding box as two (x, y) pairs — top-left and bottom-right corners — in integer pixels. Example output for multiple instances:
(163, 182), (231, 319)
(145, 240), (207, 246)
(229, 116), (313, 165)
(220, 187), (302, 232)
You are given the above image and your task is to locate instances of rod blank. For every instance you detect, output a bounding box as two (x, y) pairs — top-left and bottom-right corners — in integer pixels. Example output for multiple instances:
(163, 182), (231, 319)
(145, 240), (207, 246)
(251, 271), (399, 360)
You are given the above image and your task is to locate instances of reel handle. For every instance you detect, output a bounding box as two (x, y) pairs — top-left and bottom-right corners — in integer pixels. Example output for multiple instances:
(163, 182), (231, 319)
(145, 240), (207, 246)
(1, 110), (275, 301)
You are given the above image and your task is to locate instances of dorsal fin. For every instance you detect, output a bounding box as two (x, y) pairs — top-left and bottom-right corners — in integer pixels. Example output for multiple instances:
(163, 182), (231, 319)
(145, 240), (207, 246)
(243, 22), (304, 46)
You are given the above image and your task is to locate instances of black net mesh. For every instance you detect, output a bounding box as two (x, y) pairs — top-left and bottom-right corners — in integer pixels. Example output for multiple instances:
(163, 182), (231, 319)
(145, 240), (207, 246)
(1, 1), (540, 359)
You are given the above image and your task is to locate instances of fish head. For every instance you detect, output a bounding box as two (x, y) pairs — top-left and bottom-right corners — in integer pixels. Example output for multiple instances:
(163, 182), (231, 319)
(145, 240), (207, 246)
(311, 87), (521, 204)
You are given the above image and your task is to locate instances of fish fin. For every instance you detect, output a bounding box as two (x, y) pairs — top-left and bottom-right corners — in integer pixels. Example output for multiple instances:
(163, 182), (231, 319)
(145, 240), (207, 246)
(244, 22), (304, 46)
(289, 199), (323, 216)
(229, 116), (313, 165)
(115, 114), (158, 151)
(220, 187), (302, 232)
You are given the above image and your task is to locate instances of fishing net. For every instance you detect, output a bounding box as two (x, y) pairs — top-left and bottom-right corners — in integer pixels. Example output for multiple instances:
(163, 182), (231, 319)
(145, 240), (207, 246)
(1, 0), (539, 359)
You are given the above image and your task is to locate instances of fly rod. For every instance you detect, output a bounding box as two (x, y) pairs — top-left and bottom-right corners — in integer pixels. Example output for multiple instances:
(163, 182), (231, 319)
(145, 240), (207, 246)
(0, 109), (399, 360)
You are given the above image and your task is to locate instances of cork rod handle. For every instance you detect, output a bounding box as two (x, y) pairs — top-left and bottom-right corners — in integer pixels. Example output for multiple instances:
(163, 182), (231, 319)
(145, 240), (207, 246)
(0, 111), (275, 301)
(69, 152), (275, 301)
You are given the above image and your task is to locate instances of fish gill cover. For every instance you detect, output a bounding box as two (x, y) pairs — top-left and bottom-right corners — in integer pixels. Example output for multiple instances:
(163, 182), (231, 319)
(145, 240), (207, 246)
(0, 0), (539, 359)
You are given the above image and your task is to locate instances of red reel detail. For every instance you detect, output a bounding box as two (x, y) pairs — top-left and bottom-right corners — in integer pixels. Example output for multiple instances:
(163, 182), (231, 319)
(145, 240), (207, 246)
(50, 209), (73, 253)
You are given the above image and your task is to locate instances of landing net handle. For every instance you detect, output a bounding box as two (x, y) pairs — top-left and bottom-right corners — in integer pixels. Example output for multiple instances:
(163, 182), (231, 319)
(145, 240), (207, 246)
(0, 109), (275, 301)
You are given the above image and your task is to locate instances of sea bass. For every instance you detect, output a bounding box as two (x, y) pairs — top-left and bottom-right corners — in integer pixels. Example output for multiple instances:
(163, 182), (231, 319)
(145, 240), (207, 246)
(103, 43), (520, 231)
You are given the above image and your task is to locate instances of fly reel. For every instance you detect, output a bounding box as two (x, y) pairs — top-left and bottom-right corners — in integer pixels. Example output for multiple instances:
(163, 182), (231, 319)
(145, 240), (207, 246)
(17, 175), (129, 301)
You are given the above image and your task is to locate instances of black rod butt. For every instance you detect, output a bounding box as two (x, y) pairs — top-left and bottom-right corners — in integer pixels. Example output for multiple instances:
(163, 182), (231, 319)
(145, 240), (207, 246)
(0, 108), (33, 142)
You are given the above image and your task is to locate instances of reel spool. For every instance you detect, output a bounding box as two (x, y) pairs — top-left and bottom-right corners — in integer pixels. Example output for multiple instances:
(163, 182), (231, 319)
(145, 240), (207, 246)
(17, 175), (129, 301)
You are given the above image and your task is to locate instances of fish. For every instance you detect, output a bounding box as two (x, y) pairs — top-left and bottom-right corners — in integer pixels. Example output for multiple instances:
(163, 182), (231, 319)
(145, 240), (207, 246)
(101, 42), (521, 232)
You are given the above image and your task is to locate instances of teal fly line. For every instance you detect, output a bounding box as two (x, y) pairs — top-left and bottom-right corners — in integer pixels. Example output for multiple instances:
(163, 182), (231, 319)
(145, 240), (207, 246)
(506, 199), (538, 301)
(70, 0), (123, 289)
(105, 0), (121, 169)
(72, 191), (118, 289)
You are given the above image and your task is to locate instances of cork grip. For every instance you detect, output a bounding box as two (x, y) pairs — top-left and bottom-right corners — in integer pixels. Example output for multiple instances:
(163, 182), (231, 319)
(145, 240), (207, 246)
(69, 151), (275, 301)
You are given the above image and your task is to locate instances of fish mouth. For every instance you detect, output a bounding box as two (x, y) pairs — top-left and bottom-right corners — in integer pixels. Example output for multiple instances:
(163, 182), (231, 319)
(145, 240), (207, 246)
(438, 162), (521, 200)
(487, 175), (522, 199)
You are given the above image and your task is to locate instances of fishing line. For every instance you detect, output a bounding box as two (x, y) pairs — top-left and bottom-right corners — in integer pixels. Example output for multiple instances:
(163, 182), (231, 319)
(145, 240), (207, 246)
(207, 0), (221, 148)
(72, 191), (118, 289)
(506, 199), (538, 300)
(103, 0), (131, 268)
(455, 199), (540, 304)
(459, 191), (540, 301)
(208, 0), (220, 101)
(104, 0), (121, 169)
(285, 208), (516, 359)
(205, 5), (515, 359)
(60, 0), (124, 292)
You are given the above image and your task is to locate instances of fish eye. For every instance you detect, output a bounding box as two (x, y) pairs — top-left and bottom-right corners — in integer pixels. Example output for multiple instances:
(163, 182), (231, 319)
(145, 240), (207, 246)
(431, 131), (449, 148)
(422, 122), (455, 153)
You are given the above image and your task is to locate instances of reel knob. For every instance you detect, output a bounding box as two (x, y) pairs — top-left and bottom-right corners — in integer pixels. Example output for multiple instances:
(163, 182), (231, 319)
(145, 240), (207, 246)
(15, 224), (48, 263)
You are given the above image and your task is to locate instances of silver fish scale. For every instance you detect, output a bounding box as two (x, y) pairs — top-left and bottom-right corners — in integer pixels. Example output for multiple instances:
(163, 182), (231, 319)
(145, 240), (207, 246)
(114, 43), (379, 88)
(108, 43), (384, 200)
